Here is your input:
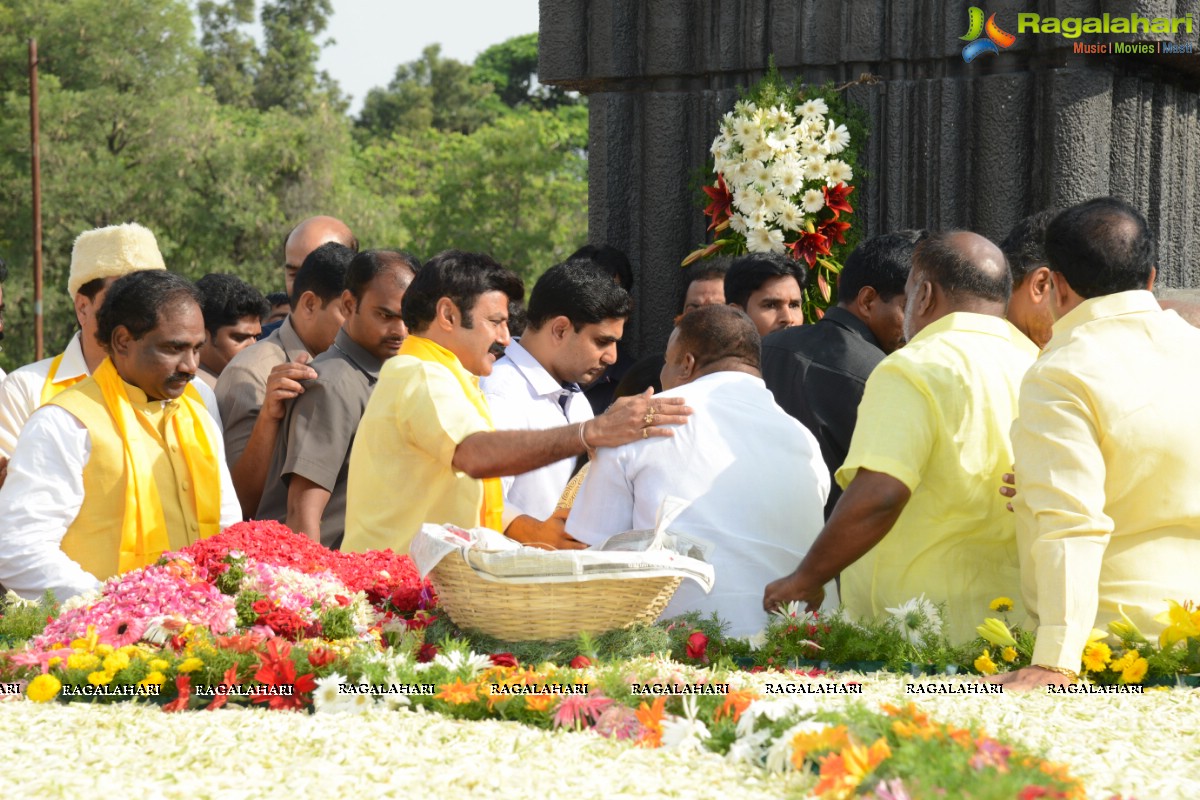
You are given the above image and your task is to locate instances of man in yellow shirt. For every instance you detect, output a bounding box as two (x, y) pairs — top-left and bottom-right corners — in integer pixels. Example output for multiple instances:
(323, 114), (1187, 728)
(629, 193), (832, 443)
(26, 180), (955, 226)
(342, 250), (689, 555)
(989, 197), (1200, 690)
(0, 271), (240, 599)
(764, 232), (1038, 644)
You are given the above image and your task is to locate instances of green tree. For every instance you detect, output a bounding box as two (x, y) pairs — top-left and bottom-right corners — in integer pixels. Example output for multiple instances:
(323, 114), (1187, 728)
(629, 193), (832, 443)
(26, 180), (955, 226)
(253, 0), (345, 114)
(356, 44), (500, 138)
(197, 0), (259, 108)
(472, 33), (579, 111)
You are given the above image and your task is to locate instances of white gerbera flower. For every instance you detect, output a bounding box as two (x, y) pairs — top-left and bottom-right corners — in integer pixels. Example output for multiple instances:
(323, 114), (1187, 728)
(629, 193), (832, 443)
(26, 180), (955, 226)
(771, 163), (804, 196)
(732, 117), (762, 148)
(749, 160), (773, 187)
(732, 186), (763, 215)
(802, 138), (829, 157)
(801, 189), (825, 214)
(824, 159), (854, 185)
(347, 690), (377, 715)
(765, 104), (794, 129)
(799, 98), (829, 116)
(728, 214), (749, 235)
(725, 160), (754, 190)
(823, 121), (850, 154)
(760, 191), (788, 216)
(885, 594), (943, 646)
(746, 226), (786, 254)
(313, 673), (350, 713)
(765, 129), (796, 153)
(743, 140), (774, 164)
(776, 201), (805, 232)
(802, 156), (826, 181)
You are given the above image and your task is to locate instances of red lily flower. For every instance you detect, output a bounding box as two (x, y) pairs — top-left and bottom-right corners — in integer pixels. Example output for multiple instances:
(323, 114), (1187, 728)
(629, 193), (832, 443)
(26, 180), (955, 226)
(205, 665), (240, 711)
(163, 674), (191, 713)
(818, 217), (852, 246)
(702, 175), (733, 230)
(788, 231), (832, 267)
(822, 183), (855, 218)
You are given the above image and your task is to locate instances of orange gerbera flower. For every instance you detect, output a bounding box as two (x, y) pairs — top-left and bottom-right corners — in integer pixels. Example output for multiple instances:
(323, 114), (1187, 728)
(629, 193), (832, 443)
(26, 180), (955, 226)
(435, 679), (480, 706)
(635, 696), (667, 748)
(790, 725), (851, 769)
(713, 689), (759, 724)
(813, 738), (891, 799)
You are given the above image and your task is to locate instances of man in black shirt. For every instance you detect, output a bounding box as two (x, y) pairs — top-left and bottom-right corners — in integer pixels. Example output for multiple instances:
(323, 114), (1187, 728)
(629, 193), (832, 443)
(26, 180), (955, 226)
(761, 232), (921, 519)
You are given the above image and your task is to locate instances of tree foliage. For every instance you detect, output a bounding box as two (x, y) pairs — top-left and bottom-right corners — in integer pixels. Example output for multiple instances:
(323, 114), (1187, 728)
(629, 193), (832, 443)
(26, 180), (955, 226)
(0, 7), (587, 373)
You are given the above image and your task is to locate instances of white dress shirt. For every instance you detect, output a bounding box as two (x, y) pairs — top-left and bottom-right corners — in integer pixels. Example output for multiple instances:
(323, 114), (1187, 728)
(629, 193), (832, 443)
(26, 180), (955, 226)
(481, 340), (593, 523)
(0, 392), (240, 601)
(566, 371), (833, 637)
(0, 333), (223, 458)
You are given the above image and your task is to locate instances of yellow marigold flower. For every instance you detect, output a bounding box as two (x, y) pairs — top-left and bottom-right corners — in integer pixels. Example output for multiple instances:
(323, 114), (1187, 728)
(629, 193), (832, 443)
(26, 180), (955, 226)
(1119, 656), (1149, 685)
(1001, 646), (1019, 663)
(177, 658), (205, 674)
(102, 652), (130, 674)
(94, 644), (114, 657)
(47, 656), (63, 670)
(87, 670), (114, 686)
(1108, 651), (1138, 674)
(26, 673), (62, 703)
(118, 645), (140, 658)
(149, 659), (170, 672)
(974, 649), (998, 676)
(139, 671), (166, 687)
(434, 679), (480, 705)
(989, 597), (1014, 613)
(66, 653), (99, 672)
(69, 638), (91, 652)
(1081, 642), (1111, 673)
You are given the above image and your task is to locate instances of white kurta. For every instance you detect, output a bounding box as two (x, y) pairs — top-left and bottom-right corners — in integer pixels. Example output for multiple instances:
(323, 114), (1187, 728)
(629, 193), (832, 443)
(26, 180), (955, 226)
(567, 370), (833, 637)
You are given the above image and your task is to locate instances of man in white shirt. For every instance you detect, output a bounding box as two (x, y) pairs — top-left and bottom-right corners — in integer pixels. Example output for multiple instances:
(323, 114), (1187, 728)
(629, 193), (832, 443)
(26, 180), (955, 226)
(481, 261), (632, 547)
(0, 271), (241, 601)
(567, 305), (832, 636)
(0, 224), (223, 479)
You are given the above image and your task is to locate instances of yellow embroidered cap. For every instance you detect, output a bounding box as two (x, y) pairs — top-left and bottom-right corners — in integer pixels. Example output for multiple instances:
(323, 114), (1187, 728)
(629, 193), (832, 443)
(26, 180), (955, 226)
(68, 223), (166, 298)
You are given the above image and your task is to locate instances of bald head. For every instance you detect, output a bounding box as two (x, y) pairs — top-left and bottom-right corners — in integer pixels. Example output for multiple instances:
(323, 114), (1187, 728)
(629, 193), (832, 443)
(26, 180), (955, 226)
(903, 231), (1012, 340)
(284, 216), (357, 297)
(660, 305), (761, 390)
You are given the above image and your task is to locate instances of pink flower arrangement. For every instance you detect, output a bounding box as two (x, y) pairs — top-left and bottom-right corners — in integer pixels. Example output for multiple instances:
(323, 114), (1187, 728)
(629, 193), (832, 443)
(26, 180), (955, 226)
(35, 558), (237, 648)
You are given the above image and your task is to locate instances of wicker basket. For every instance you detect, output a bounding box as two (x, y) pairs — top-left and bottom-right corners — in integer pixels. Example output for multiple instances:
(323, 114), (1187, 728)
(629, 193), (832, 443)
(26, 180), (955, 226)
(430, 550), (682, 642)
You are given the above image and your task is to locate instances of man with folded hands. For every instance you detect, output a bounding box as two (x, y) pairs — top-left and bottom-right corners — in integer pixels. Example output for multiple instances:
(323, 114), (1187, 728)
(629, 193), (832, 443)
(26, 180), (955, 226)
(341, 250), (689, 556)
(567, 305), (830, 636)
(0, 271), (240, 600)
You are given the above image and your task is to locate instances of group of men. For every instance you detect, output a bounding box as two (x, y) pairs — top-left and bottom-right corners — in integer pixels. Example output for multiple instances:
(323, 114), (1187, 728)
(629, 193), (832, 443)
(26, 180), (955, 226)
(0, 195), (1197, 689)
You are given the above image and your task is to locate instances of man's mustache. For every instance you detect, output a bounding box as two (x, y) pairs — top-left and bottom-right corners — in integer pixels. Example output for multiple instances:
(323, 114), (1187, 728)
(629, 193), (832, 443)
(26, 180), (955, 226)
(489, 343), (506, 359)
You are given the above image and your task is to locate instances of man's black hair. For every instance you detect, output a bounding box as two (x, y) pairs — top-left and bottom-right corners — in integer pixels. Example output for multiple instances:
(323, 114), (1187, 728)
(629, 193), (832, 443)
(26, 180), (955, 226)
(1044, 197), (1156, 298)
(568, 244), (634, 292)
(913, 232), (1012, 304)
(526, 260), (632, 331)
(266, 291), (290, 308)
(724, 252), (807, 309)
(96, 271), (201, 347)
(677, 259), (730, 314)
(196, 273), (269, 336)
(292, 242), (354, 307)
(345, 250), (422, 302)
(838, 231), (923, 304)
(999, 210), (1057, 286)
(674, 304), (761, 371)
(401, 250), (524, 333)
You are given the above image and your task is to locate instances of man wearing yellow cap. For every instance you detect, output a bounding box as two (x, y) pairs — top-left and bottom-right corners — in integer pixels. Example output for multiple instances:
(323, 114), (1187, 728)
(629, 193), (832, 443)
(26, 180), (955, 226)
(0, 224), (223, 467)
(0, 271), (240, 600)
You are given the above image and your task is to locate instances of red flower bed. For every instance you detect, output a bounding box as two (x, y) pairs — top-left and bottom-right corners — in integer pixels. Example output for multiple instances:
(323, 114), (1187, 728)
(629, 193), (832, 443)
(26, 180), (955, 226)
(181, 521), (434, 614)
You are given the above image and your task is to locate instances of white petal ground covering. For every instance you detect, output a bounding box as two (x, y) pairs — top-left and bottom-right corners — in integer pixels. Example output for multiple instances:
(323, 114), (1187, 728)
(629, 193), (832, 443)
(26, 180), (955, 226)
(2, 672), (1197, 799)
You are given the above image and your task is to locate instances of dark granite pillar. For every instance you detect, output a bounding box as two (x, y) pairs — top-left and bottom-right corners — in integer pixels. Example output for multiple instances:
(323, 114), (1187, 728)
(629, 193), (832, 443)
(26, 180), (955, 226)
(540, 0), (1200, 355)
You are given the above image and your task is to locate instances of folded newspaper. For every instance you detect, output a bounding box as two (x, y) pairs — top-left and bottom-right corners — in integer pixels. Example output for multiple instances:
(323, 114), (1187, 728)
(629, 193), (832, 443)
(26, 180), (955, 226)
(410, 497), (715, 593)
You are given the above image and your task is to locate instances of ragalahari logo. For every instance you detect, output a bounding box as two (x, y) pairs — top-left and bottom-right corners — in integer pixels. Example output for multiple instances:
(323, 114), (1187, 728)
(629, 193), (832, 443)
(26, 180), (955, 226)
(961, 8), (1017, 62)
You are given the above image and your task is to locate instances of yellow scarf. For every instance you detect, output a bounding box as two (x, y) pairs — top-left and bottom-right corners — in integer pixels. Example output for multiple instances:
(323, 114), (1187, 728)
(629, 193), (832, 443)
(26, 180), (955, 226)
(92, 358), (222, 571)
(40, 351), (88, 405)
(399, 335), (504, 531)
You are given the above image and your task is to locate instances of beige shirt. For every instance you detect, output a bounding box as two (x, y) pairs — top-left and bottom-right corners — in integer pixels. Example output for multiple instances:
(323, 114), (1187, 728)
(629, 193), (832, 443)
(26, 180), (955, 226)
(215, 316), (310, 468)
(1014, 291), (1200, 671)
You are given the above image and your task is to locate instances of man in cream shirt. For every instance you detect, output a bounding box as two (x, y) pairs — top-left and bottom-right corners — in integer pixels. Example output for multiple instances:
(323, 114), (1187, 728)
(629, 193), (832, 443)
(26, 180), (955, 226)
(567, 305), (831, 637)
(989, 197), (1200, 690)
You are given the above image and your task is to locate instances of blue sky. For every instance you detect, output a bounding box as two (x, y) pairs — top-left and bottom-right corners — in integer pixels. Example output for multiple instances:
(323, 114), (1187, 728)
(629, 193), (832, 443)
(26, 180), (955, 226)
(317, 0), (541, 113)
